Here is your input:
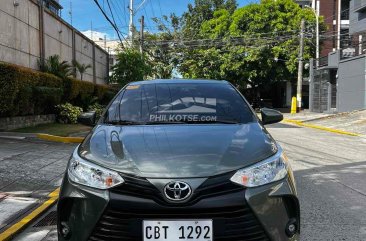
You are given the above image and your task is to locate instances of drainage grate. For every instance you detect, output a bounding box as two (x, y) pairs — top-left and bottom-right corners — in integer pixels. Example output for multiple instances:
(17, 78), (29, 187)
(33, 211), (57, 227)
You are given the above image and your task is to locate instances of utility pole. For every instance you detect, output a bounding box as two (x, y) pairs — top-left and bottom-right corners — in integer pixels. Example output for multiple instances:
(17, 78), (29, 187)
(315, 0), (319, 67)
(296, 19), (305, 112)
(129, 0), (134, 44)
(91, 21), (93, 40)
(69, 1), (73, 25)
(139, 16), (144, 54)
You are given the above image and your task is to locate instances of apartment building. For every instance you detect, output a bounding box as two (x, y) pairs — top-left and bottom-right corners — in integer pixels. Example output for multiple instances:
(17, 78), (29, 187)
(308, 0), (366, 113)
(296, 0), (351, 57)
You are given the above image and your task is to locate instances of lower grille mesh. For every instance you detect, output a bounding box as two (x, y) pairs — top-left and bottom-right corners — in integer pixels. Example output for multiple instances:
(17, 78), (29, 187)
(89, 205), (270, 241)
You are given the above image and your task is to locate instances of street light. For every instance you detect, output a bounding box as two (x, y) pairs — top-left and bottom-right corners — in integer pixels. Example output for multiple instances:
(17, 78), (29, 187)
(305, 2), (319, 67)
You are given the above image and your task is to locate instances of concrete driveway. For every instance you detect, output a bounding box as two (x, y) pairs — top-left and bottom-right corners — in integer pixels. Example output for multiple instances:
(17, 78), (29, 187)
(0, 136), (76, 234)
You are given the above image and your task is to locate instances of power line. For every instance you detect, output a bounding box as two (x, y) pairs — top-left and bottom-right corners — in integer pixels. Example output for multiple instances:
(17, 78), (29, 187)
(111, 0), (129, 32)
(106, 0), (127, 44)
(93, 0), (125, 47)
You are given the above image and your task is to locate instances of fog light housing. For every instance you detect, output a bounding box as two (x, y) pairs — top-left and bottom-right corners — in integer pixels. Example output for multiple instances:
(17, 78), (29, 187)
(60, 222), (71, 239)
(285, 218), (298, 237)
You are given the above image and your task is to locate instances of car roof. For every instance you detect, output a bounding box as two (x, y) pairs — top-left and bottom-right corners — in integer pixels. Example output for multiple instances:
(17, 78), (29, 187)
(128, 79), (230, 85)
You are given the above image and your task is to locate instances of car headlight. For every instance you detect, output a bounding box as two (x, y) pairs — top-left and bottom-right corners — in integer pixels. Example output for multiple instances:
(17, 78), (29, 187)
(68, 149), (124, 189)
(230, 150), (290, 187)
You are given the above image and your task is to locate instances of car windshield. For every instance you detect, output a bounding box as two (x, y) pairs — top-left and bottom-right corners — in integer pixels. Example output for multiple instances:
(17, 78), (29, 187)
(104, 82), (255, 124)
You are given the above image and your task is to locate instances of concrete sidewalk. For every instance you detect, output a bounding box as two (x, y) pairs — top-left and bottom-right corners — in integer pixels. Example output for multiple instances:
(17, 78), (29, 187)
(284, 109), (366, 136)
(0, 136), (76, 239)
(283, 111), (334, 122)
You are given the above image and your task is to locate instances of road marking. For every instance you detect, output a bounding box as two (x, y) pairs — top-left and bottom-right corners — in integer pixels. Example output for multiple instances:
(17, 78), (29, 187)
(37, 134), (84, 143)
(283, 119), (361, 137)
(0, 188), (60, 241)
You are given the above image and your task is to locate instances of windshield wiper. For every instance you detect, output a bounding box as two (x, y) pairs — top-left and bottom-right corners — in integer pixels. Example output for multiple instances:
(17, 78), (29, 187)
(105, 120), (143, 125)
(146, 120), (241, 124)
(106, 120), (241, 125)
(193, 120), (241, 124)
(144, 121), (188, 125)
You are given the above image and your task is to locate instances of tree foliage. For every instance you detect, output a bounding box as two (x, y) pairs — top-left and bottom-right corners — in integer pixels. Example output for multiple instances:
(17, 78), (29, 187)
(112, 0), (324, 89)
(182, 0), (237, 38)
(144, 15), (181, 79)
(110, 49), (151, 85)
(72, 60), (92, 80)
(176, 0), (324, 89)
(38, 55), (72, 79)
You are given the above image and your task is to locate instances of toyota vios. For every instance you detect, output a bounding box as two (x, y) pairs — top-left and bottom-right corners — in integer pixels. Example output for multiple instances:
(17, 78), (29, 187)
(58, 79), (300, 241)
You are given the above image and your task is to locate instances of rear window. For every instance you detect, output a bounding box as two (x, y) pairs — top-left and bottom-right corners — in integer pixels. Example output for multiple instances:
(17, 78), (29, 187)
(104, 83), (255, 124)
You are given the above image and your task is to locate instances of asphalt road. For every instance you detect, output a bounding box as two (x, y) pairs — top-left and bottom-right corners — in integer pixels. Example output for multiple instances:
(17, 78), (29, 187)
(268, 123), (366, 241)
(9, 122), (366, 241)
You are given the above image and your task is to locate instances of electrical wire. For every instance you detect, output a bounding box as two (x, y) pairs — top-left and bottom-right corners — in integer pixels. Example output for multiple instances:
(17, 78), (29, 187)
(93, 0), (125, 47)
(106, 0), (128, 44)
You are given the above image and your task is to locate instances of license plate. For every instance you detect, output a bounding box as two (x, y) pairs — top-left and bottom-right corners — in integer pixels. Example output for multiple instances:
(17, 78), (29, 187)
(143, 220), (213, 241)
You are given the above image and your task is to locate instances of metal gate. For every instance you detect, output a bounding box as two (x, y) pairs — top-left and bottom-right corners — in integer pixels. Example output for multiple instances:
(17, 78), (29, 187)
(312, 69), (330, 113)
(311, 69), (337, 113)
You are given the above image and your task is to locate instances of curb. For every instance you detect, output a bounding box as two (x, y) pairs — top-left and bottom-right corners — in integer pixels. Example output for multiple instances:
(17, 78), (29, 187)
(0, 188), (60, 241)
(37, 134), (84, 143)
(283, 119), (361, 137)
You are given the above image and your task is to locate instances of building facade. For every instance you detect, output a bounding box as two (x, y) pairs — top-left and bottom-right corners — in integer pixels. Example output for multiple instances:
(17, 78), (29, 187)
(0, 0), (109, 84)
(309, 0), (366, 113)
(296, 0), (351, 57)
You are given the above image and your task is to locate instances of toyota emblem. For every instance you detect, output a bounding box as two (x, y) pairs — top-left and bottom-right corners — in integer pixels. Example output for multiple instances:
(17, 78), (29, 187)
(164, 181), (192, 201)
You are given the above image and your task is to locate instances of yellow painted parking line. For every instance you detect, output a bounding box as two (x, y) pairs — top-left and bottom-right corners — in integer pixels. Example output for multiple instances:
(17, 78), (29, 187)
(37, 134), (84, 143)
(0, 188), (60, 241)
(283, 119), (360, 137)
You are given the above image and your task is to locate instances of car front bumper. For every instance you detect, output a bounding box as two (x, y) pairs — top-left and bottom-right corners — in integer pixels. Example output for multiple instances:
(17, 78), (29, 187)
(57, 173), (300, 241)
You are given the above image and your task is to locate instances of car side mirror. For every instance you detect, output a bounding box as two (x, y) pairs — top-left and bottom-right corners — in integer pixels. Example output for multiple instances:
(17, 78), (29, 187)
(261, 108), (283, 125)
(78, 111), (96, 126)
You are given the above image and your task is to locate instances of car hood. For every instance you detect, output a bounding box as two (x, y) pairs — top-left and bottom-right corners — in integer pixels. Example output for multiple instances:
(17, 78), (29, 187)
(79, 123), (277, 178)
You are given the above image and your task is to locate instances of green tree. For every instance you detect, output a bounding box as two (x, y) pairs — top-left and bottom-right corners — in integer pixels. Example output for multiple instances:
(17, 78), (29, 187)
(110, 49), (151, 85)
(181, 0), (238, 38)
(178, 0), (324, 89)
(144, 15), (181, 79)
(72, 60), (92, 80)
(38, 55), (72, 79)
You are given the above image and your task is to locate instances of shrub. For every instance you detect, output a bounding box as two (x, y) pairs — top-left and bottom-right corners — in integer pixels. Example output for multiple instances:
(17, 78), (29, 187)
(0, 63), (23, 116)
(102, 90), (118, 104)
(0, 62), (116, 118)
(66, 78), (96, 108)
(88, 103), (105, 119)
(56, 103), (83, 124)
(0, 62), (63, 117)
(94, 84), (109, 101)
(33, 86), (63, 114)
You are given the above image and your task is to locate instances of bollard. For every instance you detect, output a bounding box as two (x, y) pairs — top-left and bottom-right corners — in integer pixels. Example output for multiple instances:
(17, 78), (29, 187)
(291, 97), (297, 114)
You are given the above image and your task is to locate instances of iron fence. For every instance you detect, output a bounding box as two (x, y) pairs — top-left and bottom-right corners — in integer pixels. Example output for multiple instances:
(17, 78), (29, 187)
(340, 40), (366, 60)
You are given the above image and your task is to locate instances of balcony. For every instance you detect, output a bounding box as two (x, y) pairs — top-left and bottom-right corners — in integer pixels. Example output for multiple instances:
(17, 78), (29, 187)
(340, 41), (366, 60)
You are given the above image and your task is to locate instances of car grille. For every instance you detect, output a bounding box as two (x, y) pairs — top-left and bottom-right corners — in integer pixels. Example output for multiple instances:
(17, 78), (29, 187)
(88, 173), (270, 241)
(110, 172), (244, 206)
